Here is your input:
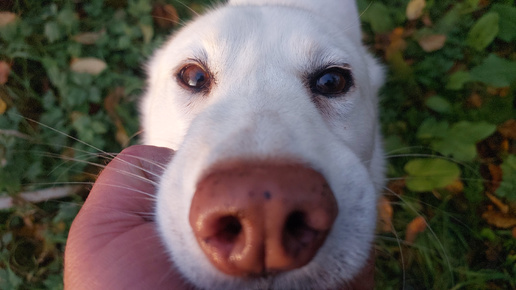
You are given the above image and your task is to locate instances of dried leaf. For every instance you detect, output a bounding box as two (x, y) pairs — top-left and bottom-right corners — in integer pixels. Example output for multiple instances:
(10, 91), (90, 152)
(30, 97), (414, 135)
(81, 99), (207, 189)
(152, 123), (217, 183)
(482, 209), (516, 228)
(486, 192), (509, 214)
(498, 120), (516, 140)
(70, 58), (107, 75)
(387, 179), (406, 196)
(0, 12), (17, 27)
(73, 31), (103, 45)
(115, 123), (130, 147)
(377, 196), (393, 233)
(418, 34), (446, 52)
(386, 27), (407, 60)
(445, 178), (464, 194)
(152, 4), (179, 29)
(466, 92), (483, 108)
(405, 216), (427, 244)
(406, 0), (426, 21)
(488, 164), (504, 193)
(104, 87), (124, 118)
(104, 87), (130, 147)
(421, 14), (433, 27)
(0, 61), (10, 85)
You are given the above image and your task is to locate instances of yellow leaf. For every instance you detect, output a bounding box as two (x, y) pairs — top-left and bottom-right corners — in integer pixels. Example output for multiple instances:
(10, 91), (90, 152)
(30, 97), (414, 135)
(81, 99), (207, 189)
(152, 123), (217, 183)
(406, 0), (426, 21)
(445, 178), (464, 194)
(377, 196), (393, 233)
(70, 58), (107, 75)
(482, 209), (516, 228)
(0, 12), (17, 27)
(405, 216), (427, 244)
(385, 27), (407, 60)
(418, 34), (447, 52)
(0, 98), (7, 115)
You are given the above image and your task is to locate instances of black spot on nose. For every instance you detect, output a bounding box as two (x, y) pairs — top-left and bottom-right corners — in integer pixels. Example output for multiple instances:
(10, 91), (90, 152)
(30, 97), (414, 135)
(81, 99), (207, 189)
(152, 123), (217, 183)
(263, 191), (271, 200)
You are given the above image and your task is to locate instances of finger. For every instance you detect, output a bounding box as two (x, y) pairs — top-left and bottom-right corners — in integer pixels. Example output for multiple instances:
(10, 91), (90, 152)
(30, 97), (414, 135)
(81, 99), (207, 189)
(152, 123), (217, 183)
(65, 145), (189, 289)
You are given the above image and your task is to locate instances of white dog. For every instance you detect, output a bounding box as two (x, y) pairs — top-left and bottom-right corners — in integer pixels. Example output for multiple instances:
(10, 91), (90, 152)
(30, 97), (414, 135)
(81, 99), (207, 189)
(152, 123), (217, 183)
(141, 0), (384, 289)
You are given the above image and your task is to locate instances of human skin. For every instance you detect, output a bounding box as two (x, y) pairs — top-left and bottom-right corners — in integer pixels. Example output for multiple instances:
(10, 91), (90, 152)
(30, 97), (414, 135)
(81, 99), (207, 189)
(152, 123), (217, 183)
(64, 145), (374, 290)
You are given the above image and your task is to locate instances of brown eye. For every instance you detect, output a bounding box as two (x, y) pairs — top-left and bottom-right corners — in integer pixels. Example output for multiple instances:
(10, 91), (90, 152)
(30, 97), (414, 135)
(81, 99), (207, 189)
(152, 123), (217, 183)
(178, 64), (211, 92)
(311, 67), (353, 96)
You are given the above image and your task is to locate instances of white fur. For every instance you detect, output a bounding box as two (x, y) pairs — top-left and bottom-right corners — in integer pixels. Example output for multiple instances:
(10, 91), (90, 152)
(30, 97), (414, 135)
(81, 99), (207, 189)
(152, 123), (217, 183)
(141, 0), (384, 289)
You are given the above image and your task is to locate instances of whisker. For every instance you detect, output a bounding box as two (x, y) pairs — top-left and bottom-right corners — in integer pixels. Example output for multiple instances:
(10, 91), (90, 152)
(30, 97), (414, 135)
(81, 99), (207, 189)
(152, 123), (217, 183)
(23, 117), (169, 182)
(382, 187), (455, 285)
(173, 0), (200, 18)
(93, 182), (158, 199)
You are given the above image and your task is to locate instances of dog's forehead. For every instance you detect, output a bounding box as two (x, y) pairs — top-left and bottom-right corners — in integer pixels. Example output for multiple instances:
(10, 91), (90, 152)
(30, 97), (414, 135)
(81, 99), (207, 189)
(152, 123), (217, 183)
(170, 5), (358, 71)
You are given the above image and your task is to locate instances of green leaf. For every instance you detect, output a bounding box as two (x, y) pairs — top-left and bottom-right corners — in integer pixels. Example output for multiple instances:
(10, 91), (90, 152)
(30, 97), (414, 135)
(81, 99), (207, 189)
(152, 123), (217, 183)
(491, 4), (516, 42)
(128, 0), (152, 18)
(467, 12), (499, 51)
(44, 21), (62, 43)
(361, 3), (394, 33)
(139, 24), (153, 44)
(0, 268), (23, 289)
(446, 71), (471, 90)
(425, 95), (451, 113)
(456, 0), (480, 14)
(405, 158), (461, 192)
(431, 121), (496, 161)
(495, 155), (516, 201)
(57, 8), (77, 25)
(470, 54), (516, 88)
(53, 203), (80, 223)
(417, 118), (449, 140)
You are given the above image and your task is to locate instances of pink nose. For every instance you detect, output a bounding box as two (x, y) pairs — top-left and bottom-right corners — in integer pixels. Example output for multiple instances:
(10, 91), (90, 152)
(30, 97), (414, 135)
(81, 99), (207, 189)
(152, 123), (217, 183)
(189, 162), (338, 277)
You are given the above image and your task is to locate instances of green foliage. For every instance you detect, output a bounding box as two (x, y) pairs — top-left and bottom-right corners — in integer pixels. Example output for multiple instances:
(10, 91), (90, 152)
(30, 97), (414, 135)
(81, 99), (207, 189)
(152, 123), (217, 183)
(417, 119), (497, 161)
(0, 0), (215, 288)
(0, 0), (515, 289)
(431, 121), (496, 161)
(360, 2), (396, 33)
(371, 0), (516, 289)
(467, 12), (499, 51)
(404, 158), (461, 192)
(425, 95), (451, 114)
(491, 4), (516, 42)
(469, 54), (516, 88)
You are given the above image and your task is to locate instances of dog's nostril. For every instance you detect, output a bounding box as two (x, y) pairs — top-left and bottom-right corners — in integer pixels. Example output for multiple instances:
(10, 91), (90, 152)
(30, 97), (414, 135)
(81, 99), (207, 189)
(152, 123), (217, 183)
(284, 211), (318, 256)
(214, 215), (242, 244)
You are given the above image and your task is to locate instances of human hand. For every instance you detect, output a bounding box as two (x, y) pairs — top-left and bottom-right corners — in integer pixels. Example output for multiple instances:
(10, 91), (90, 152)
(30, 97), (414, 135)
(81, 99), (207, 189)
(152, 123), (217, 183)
(64, 145), (374, 289)
(64, 145), (194, 289)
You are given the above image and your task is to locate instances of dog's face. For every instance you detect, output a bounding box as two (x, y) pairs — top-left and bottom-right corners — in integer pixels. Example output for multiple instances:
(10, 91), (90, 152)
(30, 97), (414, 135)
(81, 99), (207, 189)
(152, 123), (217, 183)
(141, 0), (384, 289)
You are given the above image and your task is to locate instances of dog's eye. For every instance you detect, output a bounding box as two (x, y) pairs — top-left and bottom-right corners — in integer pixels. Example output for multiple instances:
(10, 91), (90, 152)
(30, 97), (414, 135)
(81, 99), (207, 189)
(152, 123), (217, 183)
(311, 67), (353, 96)
(178, 64), (211, 91)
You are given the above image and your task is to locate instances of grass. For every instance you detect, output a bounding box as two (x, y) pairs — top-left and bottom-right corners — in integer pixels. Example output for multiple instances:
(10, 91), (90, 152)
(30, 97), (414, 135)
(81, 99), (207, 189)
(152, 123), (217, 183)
(1, 0), (515, 289)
